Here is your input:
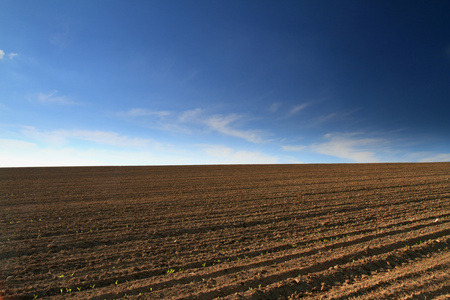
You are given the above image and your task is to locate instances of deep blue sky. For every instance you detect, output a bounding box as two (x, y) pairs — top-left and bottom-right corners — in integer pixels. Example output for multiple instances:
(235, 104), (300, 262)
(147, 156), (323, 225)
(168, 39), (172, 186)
(1, 0), (449, 166)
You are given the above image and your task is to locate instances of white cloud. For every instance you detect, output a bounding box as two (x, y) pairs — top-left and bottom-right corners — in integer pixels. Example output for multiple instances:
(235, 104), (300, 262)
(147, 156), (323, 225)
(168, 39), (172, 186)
(49, 22), (71, 48)
(0, 137), (191, 167)
(121, 107), (269, 143)
(202, 113), (265, 143)
(20, 127), (158, 148)
(133, 108), (268, 143)
(0, 138), (99, 167)
(199, 145), (279, 164)
(269, 102), (281, 113)
(282, 145), (306, 152)
(0, 50), (17, 60)
(288, 103), (308, 116)
(311, 133), (386, 163)
(121, 108), (171, 117)
(178, 108), (203, 123)
(37, 90), (78, 105)
(418, 153), (450, 162)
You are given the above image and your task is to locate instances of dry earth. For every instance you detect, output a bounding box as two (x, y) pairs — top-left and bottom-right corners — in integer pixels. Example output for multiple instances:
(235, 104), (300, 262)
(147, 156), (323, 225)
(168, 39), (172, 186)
(0, 163), (449, 299)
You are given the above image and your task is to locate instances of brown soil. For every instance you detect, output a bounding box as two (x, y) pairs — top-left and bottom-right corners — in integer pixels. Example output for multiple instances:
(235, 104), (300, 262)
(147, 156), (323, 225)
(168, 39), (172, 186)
(0, 163), (449, 299)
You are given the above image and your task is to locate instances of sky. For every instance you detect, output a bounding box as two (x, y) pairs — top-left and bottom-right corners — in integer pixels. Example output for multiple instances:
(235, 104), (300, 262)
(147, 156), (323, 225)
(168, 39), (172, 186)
(1, 0), (450, 167)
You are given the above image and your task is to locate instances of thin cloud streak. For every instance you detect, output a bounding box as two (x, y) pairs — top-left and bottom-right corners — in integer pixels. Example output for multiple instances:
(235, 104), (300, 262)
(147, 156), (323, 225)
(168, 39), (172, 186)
(311, 133), (385, 163)
(123, 107), (269, 144)
(120, 108), (172, 117)
(37, 90), (79, 105)
(288, 103), (308, 116)
(282, 145), (306, 152)
(20, 126), (159, 148)
(199, 144), (279, 164)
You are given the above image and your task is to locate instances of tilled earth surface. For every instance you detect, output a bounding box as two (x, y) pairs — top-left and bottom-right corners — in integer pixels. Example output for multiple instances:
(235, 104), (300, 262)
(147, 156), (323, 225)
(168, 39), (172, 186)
(0, 163), (449, 299)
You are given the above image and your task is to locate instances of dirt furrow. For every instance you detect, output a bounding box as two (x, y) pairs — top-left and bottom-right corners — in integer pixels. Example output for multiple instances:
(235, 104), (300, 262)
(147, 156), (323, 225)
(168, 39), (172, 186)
(61, 217), (450, 300)
(1, 163), (449, 300)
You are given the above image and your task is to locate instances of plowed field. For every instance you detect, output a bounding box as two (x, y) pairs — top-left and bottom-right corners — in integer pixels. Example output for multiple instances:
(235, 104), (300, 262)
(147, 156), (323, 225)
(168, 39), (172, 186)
(1, 163), (449, 299)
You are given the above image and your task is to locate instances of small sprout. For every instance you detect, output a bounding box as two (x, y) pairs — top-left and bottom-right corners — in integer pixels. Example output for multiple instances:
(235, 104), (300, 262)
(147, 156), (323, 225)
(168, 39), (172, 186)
(77, 287), (81, 291)
(258, 284), (262, 289)
(202, 263), (206, 267)
(34, 295), (38, 299)
(90, 284), (95, 289)
(166, 268), (175, 274)
(57, 274), (64, 278)
(115, 280), (118, 285)
(149, 287), (153, 291)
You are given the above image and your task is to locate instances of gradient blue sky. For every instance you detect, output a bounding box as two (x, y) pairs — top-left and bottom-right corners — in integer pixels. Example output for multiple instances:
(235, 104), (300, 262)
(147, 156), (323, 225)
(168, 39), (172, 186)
(1, 0), (450, 166)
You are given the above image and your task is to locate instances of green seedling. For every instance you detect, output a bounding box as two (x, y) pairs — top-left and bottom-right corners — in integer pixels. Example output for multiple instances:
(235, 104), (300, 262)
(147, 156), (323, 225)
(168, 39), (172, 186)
(77, 287), (81, 291)
(167, 269), (175, 274)
(115, 280), (118, 285)
(90, 284), (95, 289)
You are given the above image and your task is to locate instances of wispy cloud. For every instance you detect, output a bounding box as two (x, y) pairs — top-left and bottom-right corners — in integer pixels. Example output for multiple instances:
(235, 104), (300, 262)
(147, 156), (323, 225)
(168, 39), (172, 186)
(37, 90), (79, 105)
(120, 108), (171, 117)
(21, 126), (158, 148)
(311, 133), (387, 163)
(176, 108), (267, 143)
(202, 113), (265, 143)
(417, 153), (450, 162)
(199, 144), (279, 164)
(123, 107), (268, 143)
(0, 49), (17, 60)
(282, 145), (306, 152)
(313, 108), (360, 126)
(269, 102), (281, 113)
(288, 103), (308, 116)
(49, 22), (71, 48)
